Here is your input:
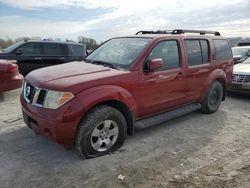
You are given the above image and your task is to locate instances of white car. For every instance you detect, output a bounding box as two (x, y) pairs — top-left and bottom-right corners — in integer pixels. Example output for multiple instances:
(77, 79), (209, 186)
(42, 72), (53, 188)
(228, 57), (250, 93)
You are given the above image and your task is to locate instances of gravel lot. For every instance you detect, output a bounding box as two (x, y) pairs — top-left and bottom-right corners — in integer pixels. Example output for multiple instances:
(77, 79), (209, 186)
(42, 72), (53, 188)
(0, 89), (250, 188)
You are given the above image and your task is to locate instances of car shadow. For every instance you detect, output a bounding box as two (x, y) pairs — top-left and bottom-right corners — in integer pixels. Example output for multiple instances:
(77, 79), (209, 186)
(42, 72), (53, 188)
(227, 91), (250, 100)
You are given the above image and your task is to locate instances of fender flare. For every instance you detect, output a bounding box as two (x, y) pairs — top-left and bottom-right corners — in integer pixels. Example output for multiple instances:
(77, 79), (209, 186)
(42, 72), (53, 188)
(200, 69), (227, 102)
(76, 84), (138, 123)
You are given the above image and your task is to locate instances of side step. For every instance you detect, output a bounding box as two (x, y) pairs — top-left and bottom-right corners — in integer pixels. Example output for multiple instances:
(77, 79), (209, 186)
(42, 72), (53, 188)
(135, 103), (201, 130)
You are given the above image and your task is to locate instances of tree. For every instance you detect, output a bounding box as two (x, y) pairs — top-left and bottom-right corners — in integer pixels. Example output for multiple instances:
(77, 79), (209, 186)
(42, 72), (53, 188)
(0, 38), (14, 49)
(78, 36), (99, 50)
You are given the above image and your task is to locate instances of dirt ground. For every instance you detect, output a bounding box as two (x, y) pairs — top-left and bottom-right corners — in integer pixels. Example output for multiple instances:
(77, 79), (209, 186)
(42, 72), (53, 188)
(0, 89), (249, 188)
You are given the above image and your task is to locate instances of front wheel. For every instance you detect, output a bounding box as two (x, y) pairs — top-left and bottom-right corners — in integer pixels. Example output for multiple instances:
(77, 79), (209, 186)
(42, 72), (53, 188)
(200, 81), (223, 114)
(75, 105), (127, 158)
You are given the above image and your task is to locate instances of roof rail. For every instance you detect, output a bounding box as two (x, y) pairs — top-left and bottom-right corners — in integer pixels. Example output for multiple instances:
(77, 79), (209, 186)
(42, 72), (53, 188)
(136, 29), (220, 36)
(172, 29), (220, 36)
(135, 30), (172, 35)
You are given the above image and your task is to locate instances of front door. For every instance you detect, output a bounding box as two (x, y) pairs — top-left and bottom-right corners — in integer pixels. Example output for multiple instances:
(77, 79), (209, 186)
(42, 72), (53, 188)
(138, 40), (188, 117)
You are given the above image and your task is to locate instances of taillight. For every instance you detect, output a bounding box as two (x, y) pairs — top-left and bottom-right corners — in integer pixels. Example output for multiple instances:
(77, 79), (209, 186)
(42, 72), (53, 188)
(8, 63), (18, 73)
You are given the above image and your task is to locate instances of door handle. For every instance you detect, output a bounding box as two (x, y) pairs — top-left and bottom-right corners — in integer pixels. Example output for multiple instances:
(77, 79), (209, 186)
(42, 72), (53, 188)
(34, 57), (42, 60)
(176, 72), (184, 79)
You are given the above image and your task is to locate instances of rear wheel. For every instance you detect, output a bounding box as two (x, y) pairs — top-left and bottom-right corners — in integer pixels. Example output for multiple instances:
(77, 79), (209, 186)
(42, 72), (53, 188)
(75, 105), (127, 158)
(200, 81), (223, 114)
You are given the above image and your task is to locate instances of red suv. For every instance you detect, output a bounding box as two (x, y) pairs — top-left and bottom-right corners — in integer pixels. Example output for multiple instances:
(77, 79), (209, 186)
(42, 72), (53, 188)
(20, 29), (233, 158)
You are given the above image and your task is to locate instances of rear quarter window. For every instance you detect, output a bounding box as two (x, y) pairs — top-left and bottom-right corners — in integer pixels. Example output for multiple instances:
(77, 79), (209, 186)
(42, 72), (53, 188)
(213, 39), (232, 60)
(69, 44), (86, 57)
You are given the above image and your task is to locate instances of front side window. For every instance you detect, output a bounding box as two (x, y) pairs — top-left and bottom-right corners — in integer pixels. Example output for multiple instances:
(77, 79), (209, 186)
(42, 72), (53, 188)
(17, 42), (42, 55)
(185, 39), (209, 66)
(148, 40), (180, 70)
(85, 38), (151, 69)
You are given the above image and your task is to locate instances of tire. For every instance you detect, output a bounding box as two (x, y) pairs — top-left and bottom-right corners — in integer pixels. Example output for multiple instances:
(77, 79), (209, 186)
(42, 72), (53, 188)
(75, 105), (127, 158)
(200, 81), (223, 114)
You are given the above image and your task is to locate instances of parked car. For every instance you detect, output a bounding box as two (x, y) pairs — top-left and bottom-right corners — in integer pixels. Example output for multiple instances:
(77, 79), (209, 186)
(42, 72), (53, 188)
(228, 57), (250, 94)
(0, 60), (23, 93)
(20, 29), (233, 158)
(232, 46), (250, 64)
(0, 40), (87, 75)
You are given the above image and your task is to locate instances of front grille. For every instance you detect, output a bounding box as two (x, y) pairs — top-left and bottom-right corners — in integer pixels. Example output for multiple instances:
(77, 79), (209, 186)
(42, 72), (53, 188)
(36, 89), (47, 105)
(23, 82), (47, 106)
(24, 82), (36, 103)
(233, 74), (250, 83)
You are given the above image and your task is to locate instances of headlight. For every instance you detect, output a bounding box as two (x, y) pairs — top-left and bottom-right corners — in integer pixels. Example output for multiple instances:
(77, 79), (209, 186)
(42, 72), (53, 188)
(43, 90), (74, 109)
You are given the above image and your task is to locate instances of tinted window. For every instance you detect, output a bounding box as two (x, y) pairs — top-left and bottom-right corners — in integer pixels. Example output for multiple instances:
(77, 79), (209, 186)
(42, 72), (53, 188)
(43, 43), (66, 56)
(17, 42), (42, 55)
(200, 40), (209, 63)
(185, 40), (209, 66)
(69, 44), (86, 56)
(213, 39), (232, 60)
(148, 40), (180, 70)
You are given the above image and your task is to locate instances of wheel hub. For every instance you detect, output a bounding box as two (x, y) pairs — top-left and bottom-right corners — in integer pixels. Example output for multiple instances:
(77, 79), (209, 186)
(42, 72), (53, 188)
(90, 120), (119, 152)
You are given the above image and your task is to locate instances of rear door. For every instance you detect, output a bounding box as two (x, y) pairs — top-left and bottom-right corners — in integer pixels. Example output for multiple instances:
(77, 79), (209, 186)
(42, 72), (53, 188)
(184, 39), (212, 101)
(138, 40), (188, 117)
(41, 43), (68, 67)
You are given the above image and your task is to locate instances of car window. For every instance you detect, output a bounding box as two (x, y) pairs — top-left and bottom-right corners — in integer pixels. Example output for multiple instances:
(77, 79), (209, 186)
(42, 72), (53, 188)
(148, 40), (180, 70)
(185, 39), (209, 66)
(213, 39), (232, 60)
(86, 38), (151, 68)
(200, 40), (209, 63)
(43, 43), (66, 56)
(69, 44), (86, 56)
(17, 42), (42, 55)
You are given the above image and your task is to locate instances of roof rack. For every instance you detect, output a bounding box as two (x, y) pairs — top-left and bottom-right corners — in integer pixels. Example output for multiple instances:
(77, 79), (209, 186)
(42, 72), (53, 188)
(136, 29), (220, 36)
(135, 30), (172, 35)
(172, 29), (220, 36)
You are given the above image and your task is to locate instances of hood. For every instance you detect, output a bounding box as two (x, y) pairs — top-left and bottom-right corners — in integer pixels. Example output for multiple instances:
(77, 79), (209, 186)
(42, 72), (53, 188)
(233, 55), (243, 59)
(26, 61), (128, 93)
(233, 63), (250, 75)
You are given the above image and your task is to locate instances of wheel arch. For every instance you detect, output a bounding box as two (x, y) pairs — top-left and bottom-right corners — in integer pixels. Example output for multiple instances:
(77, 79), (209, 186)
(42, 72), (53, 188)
(75, 85), (137, 136)
(200, 69), (227, 102)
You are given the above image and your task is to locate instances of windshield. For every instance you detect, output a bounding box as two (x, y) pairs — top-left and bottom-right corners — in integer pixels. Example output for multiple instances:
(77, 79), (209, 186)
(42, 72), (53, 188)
(3, 41), (24, 53)
(85, 38), (151, 69)
(243, 57), (250, 64)
(232, 47), (250, 56)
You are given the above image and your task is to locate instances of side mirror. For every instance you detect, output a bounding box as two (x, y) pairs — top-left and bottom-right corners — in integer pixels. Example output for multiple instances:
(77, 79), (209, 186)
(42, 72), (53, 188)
(149, 58), (163, 72)
(16, 49), (22, 55)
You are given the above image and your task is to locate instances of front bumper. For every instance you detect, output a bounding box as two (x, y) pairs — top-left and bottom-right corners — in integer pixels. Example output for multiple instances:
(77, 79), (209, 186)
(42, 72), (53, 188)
(20, 94), (84, 146)
(228, 82), (250, 94)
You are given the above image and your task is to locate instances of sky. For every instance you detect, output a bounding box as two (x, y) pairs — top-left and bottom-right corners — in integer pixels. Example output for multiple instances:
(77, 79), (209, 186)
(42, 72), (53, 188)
(0, 0), (249, 43)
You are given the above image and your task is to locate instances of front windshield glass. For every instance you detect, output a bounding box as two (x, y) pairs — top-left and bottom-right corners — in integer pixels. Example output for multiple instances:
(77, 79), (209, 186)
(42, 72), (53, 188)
(243, 57), (250, 64)
(232, 47), (250, 56)
(85, 38), (151, 69)
(3, 41), (23, 53)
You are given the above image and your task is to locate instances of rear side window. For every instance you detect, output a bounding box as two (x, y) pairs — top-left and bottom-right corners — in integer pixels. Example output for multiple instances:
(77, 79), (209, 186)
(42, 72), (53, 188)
(69, 44), (86, 56)
(148, 40), (180, 70)
(17, 42), (42, 55)
(213, 39), (232, 60)
(185, 39), (209, 66)
(43, 43), (66, 56)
